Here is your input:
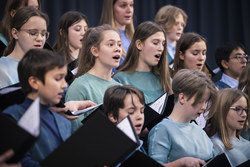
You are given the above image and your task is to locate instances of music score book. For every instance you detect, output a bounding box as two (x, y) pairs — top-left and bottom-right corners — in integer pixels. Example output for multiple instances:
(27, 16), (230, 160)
(202, 153), (231, 167)
(41, 107), (140, 167)
(143, 91), (174, 130)
(0, 97), (40, 163)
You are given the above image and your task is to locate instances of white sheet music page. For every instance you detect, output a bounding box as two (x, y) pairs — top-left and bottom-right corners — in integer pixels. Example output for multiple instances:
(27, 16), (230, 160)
(18, 97), (40, 137)
(71, 103), (102, 115)
(117, 116), (137, 143)
(149, 92), (167, 114)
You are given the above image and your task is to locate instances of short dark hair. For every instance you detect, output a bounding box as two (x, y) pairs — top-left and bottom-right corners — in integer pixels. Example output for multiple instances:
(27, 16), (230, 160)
(103, 85), (145, 120)
(214, 42), (246, 72)
(18, 49), (66, 95)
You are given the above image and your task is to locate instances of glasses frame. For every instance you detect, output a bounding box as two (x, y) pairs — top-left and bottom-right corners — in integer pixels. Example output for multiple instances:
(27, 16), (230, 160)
(229, 106), (249, 115)
(230, 54), (249, 63)
(19, 29), (50, 40)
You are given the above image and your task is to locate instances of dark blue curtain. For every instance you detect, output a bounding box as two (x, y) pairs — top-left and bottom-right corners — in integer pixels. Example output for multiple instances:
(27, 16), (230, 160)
(1, 0), (249, 70)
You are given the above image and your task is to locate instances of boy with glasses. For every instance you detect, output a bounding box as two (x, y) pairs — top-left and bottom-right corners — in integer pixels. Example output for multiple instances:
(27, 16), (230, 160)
(214, 42), (248, 90)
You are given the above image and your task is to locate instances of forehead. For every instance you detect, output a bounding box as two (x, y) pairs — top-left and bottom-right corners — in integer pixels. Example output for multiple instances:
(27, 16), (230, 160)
(230, 48), (245, 56)
(70, 19), (88, 27)
(146, 31), (165, 41)
(101, 30), (120, 41)
(123, 93), (143, 108)
(115, 0), (134, 4)
(21, 16), (47, 29)
(188, 41), (206, 50)
(232, 96), (247, 106)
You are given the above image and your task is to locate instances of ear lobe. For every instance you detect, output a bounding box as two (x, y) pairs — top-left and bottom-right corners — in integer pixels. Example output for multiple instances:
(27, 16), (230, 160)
(11, 28), (19, 40)
(179, 51), (184, 60)
(91, 46), (98, 57)
(28, 76), (40, 91)
(135, 40), (143, 51)
(221, 60), (229, 69)
(108, 113), (118, 123)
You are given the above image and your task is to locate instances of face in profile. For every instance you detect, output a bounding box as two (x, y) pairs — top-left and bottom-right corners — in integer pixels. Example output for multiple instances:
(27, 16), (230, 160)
(117, 93), (145, 135)
(224, 48), (247, 79)
(179, 40), (206, 70)
(166, 13), (185, 43)
(37, 66), (67, 105)
(113, 0), (134, 29)
(68, 19), (88, 52)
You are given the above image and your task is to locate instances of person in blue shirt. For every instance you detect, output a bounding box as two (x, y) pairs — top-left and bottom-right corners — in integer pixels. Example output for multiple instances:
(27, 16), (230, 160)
(209, 88), (250, 166)
(3, 49), (94, 167)
(214, 42), (248, 90)
(113, 21), (172, 104)
(99, 0), (135, 72)
(148, 69), (218, 165)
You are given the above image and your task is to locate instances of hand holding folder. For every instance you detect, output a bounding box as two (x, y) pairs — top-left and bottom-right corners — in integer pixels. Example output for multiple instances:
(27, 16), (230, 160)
(0, 97), (40, 163)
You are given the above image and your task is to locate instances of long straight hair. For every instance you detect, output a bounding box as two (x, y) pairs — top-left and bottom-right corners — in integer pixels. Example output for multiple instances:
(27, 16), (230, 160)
(209, 88), (249, 150)
(116, 21), (172, 94)
(53, 11), (88, 63)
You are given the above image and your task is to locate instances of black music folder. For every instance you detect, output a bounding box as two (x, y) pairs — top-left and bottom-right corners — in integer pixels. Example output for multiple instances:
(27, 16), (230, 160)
(41, 107), (140, 167)
(203, 153), (231, 167)
(143, 91), (174, 130)
(0, 97), (40, 163)
(237, 159), (250, 167)
(0, 83), (25, 112)
(120, 150), (163, 167)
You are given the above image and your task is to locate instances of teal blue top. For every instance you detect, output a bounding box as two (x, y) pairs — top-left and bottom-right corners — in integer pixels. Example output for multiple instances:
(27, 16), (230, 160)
(211, 133), (250, 167)
(148, 118), (217, 164)
(65, 73), (122, 132)
(113, 71), (164, 104)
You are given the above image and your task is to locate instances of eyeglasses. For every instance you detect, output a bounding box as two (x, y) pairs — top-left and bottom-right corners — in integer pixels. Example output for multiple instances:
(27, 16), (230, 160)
(230, 54), (249, 63)
(229, 106), (249, 115)
(19, 29), (50, 40)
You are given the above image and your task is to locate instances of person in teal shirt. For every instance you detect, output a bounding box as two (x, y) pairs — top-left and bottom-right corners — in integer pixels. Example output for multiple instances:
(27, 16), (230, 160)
(66, 24), (122, 132)
(113, 21), (172, 104)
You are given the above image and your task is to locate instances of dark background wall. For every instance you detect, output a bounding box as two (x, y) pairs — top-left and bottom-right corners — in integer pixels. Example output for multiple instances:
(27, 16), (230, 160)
(1, 0), (249, 71)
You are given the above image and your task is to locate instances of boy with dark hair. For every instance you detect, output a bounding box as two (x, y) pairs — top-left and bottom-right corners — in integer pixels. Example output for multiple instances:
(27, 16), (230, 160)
(214, 42), (248, 90)
(3, 49), (71, 167)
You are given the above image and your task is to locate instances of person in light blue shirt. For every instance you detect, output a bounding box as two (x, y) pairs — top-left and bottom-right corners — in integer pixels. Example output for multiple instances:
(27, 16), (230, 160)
(113, 21), (173, 104)
(238, 63), (250, 141)
(0, 7), (49, 88)
(208, 88), (250, 167)
(148, 69), (218, 165)
(214, 42), (248, 90)
(66, 24), (122, 132)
